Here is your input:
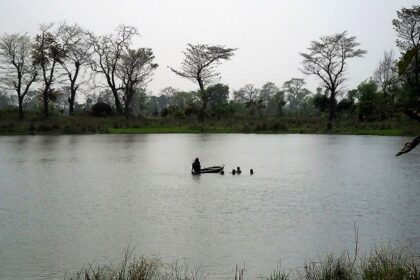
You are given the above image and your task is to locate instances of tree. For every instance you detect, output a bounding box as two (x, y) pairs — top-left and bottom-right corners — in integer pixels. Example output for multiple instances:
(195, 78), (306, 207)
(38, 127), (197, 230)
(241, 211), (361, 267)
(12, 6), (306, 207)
(374, 50), (399, 96)
(259, 82), (283, 115)
(117, 48), (158, 118)
(356, 79), (381, 121)
(0, 33), (38, 119)
(158, 87), (176, 110)
(0, 90), (13, 109)
(392, 5), (420, 156)
(372, 51), (400, 119)
(283, 78), (311, 119)
(90, 25), (138, 114)
(300, 31), (366, 126)
(206, 83), (229, 108)
(233, 84), (259, 104)
(32, 23), (66, 118)
(58, 23), (92, 115)
(312, 87), (329, 114)
(233, 84), (263, 116)
(170, 44), (237, 110)
(393, 5), (420, 94)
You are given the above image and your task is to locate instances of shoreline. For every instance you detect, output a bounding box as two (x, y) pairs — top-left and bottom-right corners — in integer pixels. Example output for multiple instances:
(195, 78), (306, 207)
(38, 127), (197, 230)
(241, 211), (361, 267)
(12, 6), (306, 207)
(0, 128), (417, 137)
(1, 112), (419, 137)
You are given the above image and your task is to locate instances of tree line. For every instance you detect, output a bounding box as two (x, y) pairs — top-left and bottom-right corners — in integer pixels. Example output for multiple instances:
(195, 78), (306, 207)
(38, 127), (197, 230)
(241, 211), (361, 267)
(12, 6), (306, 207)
(0, 5), (419, 154)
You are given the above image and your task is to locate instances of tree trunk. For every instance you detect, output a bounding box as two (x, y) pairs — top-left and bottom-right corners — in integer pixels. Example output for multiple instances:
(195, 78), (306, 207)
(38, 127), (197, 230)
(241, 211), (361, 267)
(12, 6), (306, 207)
(124, 97), (130, 119)
(328, 90), (337, 122)
(68, 91), (75, 116)
(18, 96), (24, 120)
(197, 78), (207, 110)
(43, 88), (49, 118)
(124, 88), (133, 119)
(68, 65), (80, 116)
(112, 88), (124, 114)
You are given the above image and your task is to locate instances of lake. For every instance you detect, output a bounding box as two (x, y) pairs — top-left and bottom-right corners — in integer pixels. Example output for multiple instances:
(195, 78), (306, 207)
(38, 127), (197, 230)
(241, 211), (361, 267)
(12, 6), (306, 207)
(0, 134), (419, 279)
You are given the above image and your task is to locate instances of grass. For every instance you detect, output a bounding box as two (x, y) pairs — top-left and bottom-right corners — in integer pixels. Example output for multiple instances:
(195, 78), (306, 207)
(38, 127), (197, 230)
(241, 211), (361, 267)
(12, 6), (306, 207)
(66, 246), (419, 280)
(0, 109), (419, 136)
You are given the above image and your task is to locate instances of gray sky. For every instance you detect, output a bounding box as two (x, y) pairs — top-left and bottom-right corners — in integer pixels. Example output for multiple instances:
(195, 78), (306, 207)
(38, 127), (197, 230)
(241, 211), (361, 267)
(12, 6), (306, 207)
(0, 0), (418, 95)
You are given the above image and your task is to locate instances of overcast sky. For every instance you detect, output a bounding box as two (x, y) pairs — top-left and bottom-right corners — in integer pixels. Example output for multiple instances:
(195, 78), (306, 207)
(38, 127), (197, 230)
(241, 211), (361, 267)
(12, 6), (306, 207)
(0, 0), (418, 95)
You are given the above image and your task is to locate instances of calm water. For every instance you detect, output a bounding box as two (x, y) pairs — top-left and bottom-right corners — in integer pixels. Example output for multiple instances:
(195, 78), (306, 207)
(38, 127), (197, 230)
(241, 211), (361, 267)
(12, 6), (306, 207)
(0, 134), (419, 279)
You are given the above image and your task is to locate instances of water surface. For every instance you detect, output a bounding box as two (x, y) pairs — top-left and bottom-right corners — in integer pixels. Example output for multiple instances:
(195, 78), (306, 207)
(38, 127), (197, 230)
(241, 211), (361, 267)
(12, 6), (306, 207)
(0, 134), (419, 279)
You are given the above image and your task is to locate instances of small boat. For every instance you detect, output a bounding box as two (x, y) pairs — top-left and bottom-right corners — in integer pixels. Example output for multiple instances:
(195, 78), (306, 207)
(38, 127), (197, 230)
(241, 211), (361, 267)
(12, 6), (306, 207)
(191, 165), (224, 174)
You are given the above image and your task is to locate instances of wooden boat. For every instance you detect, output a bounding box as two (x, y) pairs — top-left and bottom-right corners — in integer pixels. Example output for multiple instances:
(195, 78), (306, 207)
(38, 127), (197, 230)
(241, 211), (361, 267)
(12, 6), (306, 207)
(191, 165), (224, 174)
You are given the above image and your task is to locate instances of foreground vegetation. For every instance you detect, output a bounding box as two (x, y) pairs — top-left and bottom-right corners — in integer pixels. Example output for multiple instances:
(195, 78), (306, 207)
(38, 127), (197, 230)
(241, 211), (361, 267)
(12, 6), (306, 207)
(67, 247), (419, 280)
(1, 110), (419, 136)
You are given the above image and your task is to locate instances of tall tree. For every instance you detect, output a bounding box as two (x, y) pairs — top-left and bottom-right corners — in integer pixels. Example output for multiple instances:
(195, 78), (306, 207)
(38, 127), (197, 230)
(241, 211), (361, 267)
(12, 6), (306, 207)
(393, 5), (420, 156)
(300, 31), (366, 126)
(0, 33), (37, 119)
(58, 23), (92, 115)
(32, 23), (66, 118)
(170, 44), (237, 110)
(90, 25), (138, 114)
(393, 5), (420, 94)
(117, 48), (158, 118)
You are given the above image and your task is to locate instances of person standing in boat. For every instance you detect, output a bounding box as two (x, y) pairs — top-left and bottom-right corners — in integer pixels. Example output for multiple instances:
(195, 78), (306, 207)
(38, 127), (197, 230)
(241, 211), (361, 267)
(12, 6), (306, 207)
(192, 158), (201, 172)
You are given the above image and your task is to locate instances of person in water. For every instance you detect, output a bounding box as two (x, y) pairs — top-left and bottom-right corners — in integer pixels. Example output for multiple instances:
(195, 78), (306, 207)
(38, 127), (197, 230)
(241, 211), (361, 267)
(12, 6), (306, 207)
(192, 158), (201, 172)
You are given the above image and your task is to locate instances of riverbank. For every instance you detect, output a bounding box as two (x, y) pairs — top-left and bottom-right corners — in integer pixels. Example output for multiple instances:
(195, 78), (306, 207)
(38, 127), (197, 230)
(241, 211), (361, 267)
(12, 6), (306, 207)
(1, 111), (419, 136)
(67, 246), (419, 280)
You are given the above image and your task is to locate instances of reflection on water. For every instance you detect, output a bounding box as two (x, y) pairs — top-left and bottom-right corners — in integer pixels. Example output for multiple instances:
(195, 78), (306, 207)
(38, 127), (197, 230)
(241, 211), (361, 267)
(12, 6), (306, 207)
(0, 134), (419, 279)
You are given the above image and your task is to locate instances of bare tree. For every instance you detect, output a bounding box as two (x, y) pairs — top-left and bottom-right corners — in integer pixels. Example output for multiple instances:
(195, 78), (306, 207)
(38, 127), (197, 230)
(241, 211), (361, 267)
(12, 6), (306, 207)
(300, 31), (366, 127)
(90, 25), (138, 114)
(117, 48), (158, 118)
(32, 23), (66, 118)
(170, 43), (237, 110)
(0, 33), (37, 119)
(283, 78), (311, 119)
(58, 23), (92, 115)
(374, 50), (398, 96)
(233, 84), (259, 104)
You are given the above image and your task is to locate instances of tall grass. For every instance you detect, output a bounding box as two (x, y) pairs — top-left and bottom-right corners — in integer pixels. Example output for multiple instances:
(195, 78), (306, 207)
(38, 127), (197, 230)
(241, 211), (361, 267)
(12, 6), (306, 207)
(67, 246), (419, 280)
(66, 248), (206, 280)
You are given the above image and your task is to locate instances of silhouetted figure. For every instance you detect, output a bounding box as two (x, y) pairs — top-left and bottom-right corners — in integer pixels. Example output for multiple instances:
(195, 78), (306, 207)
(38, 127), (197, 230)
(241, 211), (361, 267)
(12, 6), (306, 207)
(250, 169), (254, 175)
(232, 169), (236, 175)
(220, 170), (225, 175)
(236, 167), (241, 174)
(192, 158), (201, 172)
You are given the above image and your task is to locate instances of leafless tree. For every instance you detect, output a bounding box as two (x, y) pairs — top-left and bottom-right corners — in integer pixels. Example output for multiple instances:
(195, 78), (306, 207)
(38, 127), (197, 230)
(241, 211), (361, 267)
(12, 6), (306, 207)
(32, 23), (66, 118)
(57, 23), (92, 115)
(374, 50), (398, 96)
(283, 78), (311, 119)
(90, 25), (138, 114)
(170, 43), (237, 110)
(117, 48), (158, 118)
(300, 31), (366, 127)
(0, 33), (37, 119)
(233, 84), (259, 104)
